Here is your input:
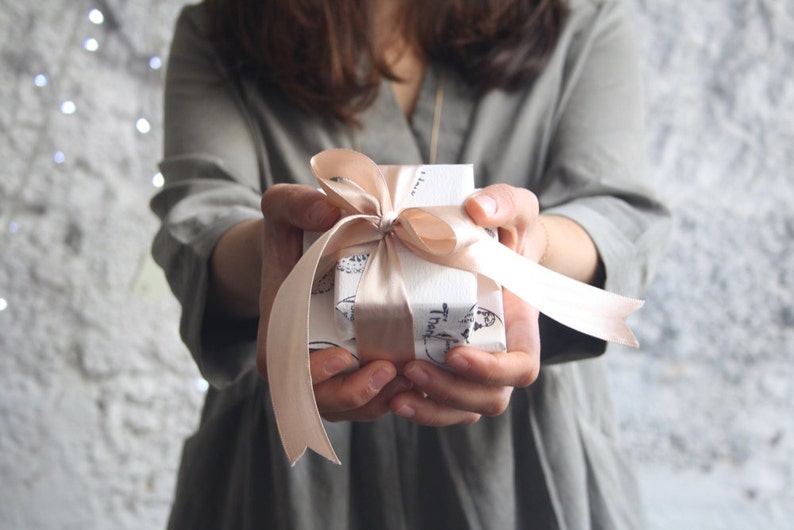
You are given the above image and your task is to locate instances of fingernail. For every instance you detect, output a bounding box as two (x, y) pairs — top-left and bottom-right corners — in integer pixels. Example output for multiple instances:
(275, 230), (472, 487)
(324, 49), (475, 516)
(447, 353), (470, 372)
(323, 355), (348, 376)
(395, 404), (416, 418)
(370, 367), (394, 391)
(405, 366), (429, 386)
(474, 193), (497, 215)
(308, 200), (334, 225)
(395, 379), (414, 393)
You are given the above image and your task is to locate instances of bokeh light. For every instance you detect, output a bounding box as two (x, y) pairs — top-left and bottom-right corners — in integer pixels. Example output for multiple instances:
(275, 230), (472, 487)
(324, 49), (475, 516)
(88, 8), (104, 24)
(136, 118), (151, 134)
(60, 100), (77, 114)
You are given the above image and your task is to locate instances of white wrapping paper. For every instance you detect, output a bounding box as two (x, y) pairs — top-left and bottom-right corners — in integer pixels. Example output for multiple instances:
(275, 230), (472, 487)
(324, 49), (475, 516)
(305, 164), (506, 368)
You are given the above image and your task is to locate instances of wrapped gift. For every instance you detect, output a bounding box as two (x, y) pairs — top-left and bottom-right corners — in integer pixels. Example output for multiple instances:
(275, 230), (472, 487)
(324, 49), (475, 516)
(306, 164), (506, 368)
(267, 149), (644, 465)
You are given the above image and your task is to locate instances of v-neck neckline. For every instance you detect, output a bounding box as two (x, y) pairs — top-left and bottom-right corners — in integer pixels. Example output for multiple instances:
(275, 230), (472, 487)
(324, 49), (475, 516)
(356, 65), (477, 166)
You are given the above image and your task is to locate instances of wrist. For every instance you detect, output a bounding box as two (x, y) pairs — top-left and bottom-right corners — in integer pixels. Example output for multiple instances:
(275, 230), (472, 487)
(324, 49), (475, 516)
(208, 218), (264, 318)
(535, 214), (601, 285)
(536, 217), (551, 266)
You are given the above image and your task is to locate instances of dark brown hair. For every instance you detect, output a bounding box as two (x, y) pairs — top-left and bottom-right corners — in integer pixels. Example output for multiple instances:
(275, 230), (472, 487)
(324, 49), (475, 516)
(206, 0), (568, 124)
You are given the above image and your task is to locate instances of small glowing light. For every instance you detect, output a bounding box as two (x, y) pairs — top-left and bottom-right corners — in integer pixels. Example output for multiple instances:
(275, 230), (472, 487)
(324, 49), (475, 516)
(152, 172), (165, 188)
(88, 8), (104, 24)
(53, 151), (66, 164)
(8, 222), (19, 234)
(0, 298), (7, 312)
(84, 38), (99, 52)
(193, 378), (209, 393)
(149, 56), (163, 70)
(136, 118), (151, 134)
(60, 100), (77, 114)
(34, 74), (49, 87)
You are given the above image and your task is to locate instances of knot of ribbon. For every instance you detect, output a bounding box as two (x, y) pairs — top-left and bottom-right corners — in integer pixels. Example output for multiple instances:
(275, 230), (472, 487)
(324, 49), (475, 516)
(378, 212), (397, 234)
(264, 149), (644, 466)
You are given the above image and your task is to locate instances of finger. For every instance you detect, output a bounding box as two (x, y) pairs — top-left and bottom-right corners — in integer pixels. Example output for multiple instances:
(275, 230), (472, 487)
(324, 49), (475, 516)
(313, 360), (397, 414)
(258, 185), (341, 338)
(391, 390), (482, 426)
(502, 288), (541, 360)
(444, 348), (540, 389)
(261, 183), (340, 231)
(323, 376), (413, 422)
(308, 347), (357, 385)
(400, 361), (514, 417)
(446, 290), (541, 388)
(465, 184), (539, 231)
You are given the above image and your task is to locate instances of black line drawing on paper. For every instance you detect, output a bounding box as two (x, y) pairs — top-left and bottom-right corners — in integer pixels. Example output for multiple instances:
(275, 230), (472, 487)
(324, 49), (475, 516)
(410, 169), (427, 197)
(309, 341), (341, 351)
(474, 306), (502, 332)
(337, 254), (369, 274)
(422, 302), (478, 366)
(309, 341), (360, 363)
(311, 269), (334, 295)
(335, 295), (356, 323)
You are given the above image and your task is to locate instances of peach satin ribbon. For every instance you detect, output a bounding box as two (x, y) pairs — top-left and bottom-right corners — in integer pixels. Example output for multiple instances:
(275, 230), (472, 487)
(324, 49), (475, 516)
(264, 149), (643, 465)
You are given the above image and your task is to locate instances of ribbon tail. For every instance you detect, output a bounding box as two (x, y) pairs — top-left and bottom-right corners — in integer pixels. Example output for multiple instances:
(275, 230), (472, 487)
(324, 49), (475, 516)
(266, 227), (339, 465)
(266, 217), (376, 465)
(446, 237), (644, 347)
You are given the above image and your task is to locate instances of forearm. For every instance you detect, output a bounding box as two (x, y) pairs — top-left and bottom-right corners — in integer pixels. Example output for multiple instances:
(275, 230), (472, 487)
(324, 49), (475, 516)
(537, 214), (604, 287)
(207, 218), (264, 319)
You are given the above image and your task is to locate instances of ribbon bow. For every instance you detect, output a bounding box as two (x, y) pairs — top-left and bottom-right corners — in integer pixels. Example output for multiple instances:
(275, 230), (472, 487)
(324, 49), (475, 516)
(265, 149), (643, 465)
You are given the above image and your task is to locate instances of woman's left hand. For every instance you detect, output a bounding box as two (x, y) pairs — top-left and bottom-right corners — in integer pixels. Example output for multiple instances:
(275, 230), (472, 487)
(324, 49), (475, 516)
(389, 184), (547, 425)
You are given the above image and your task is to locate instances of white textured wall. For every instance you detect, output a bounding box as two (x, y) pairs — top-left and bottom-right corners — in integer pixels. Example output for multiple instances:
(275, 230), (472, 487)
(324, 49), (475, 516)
(0, 1), (203, 528)
(612, 1), (794, 528)
(1, 1), (792, 528)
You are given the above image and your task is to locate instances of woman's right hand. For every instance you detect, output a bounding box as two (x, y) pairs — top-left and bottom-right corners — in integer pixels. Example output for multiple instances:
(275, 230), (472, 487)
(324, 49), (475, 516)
(257, 184), (414, 422)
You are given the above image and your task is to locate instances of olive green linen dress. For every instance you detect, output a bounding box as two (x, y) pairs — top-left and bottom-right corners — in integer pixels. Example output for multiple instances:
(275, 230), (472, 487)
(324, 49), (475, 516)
(151, 0), (671, 528)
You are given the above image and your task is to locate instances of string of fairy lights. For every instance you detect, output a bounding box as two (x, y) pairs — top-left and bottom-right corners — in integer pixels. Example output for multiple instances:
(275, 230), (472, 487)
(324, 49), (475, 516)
(1, 3), (210, 393)
(1, 5), (165, 312)
(43, 8), (163, 168)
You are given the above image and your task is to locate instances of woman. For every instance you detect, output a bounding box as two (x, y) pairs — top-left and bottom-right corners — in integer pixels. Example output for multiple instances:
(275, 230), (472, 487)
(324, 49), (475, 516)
(151, 0), (670, 527)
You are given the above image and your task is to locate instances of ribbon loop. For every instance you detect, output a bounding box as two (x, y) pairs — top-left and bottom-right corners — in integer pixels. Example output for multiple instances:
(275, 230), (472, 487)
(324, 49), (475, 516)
(395, 207), (460, 256)
(313, 149), (393, 214)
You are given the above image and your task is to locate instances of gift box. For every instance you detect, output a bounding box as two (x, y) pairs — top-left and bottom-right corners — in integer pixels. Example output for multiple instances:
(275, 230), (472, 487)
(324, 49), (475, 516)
(305, 164), (506, 368)
(269, 149), (643, 465)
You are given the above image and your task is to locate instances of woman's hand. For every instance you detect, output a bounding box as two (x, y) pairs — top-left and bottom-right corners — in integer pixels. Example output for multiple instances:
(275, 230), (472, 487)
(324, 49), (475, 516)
(389, 184), (546, 425)
(257, 183), (411, 422)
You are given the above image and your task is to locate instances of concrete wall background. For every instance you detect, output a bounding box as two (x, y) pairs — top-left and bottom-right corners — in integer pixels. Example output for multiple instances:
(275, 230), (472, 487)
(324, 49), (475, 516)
(1, 0), (791, 528)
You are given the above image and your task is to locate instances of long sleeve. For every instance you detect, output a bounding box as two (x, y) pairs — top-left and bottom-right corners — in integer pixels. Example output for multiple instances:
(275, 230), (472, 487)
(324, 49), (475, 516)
(150, 5), (264, 387)
(462, 0), (672, 363)
(538, 0), (673, 361)
(541, 0), (671, 293)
